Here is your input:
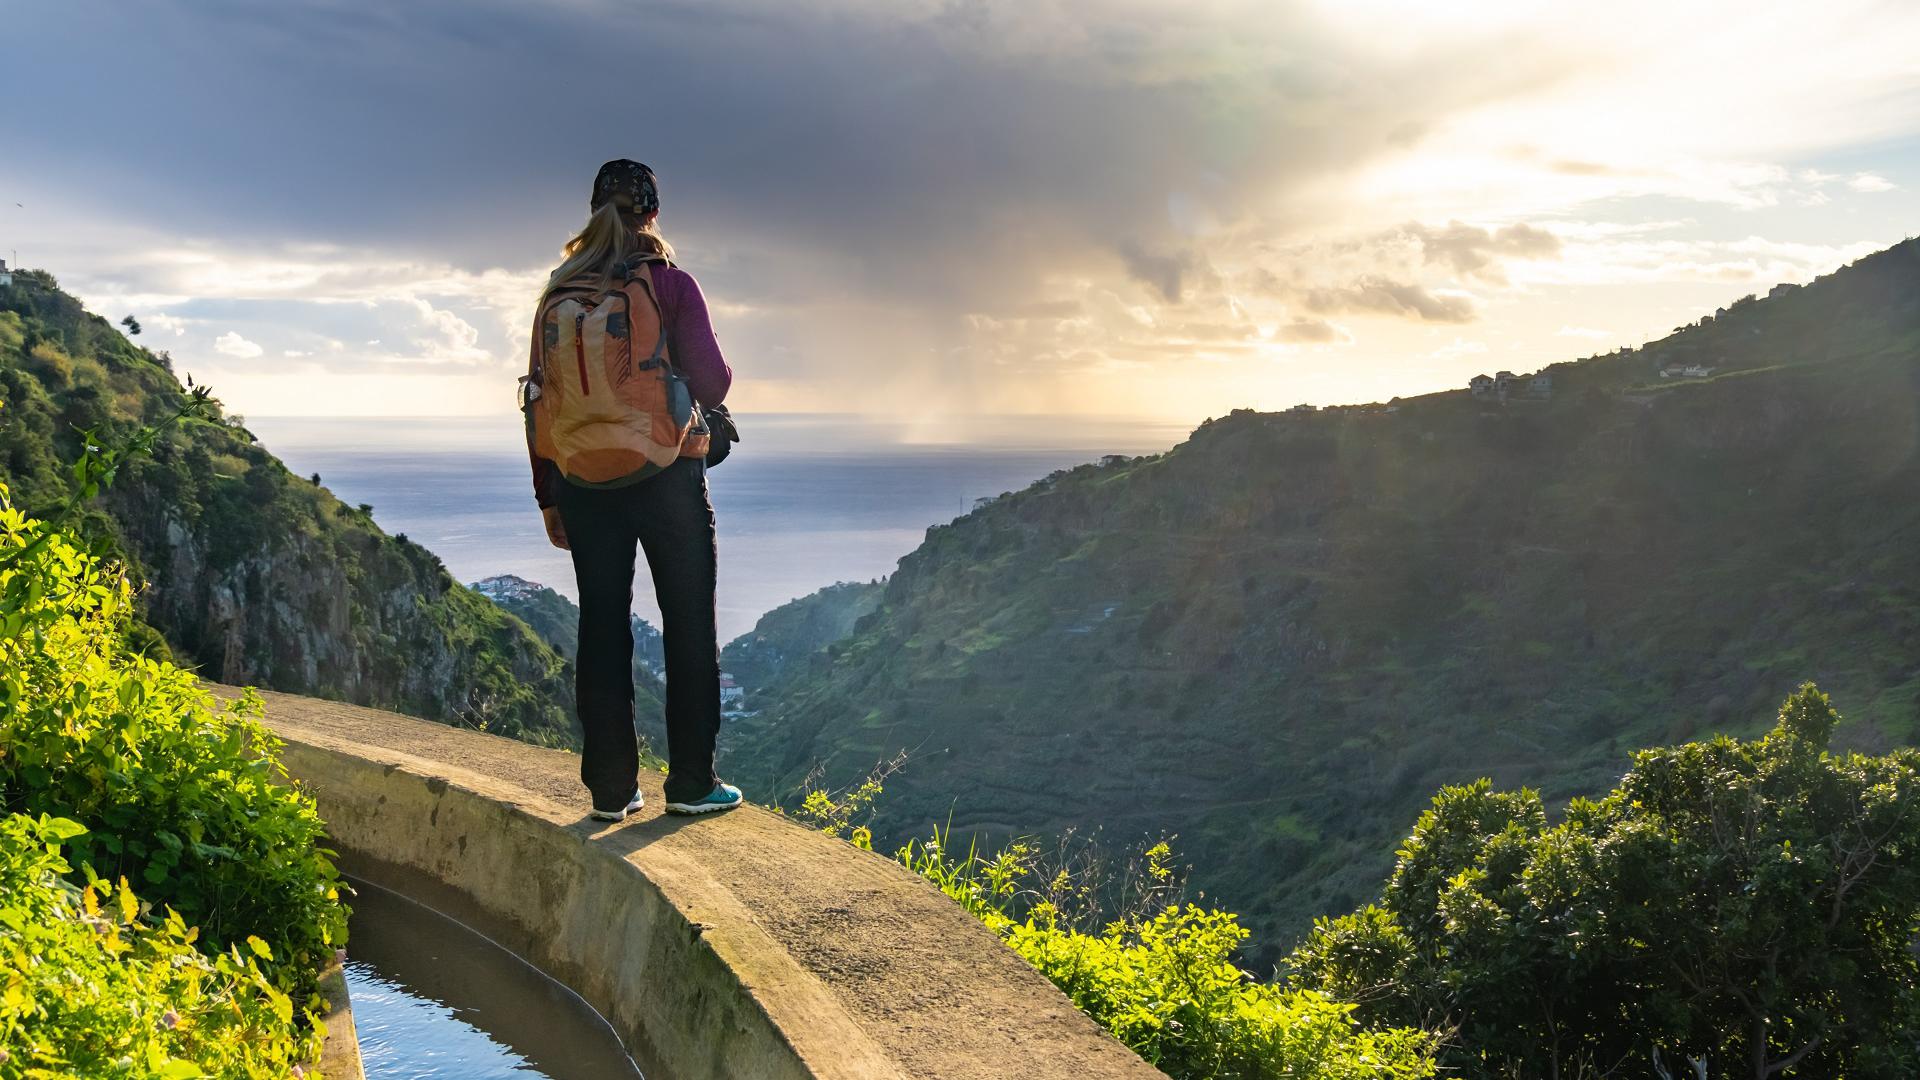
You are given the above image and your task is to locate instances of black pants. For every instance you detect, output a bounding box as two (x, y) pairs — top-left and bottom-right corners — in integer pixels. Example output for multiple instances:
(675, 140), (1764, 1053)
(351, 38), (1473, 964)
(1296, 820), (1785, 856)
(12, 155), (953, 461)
(558, 456), (721, 808)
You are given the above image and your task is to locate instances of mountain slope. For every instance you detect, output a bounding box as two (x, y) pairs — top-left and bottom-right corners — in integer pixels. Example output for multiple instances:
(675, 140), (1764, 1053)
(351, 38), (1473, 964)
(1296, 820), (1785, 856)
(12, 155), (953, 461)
(720, 580), (884, 711)
(0, 269), (578, 746)
(472, 574), (668, 749)
(729, 238), (1920, 960)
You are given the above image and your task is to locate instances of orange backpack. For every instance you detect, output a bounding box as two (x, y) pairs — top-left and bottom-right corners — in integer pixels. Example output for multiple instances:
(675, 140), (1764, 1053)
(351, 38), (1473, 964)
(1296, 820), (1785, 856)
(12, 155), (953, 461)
(521, 260), (710, 487)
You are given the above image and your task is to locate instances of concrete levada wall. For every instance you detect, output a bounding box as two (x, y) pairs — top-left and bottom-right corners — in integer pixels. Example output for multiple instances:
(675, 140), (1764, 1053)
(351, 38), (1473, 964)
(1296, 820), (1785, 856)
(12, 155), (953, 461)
(229, 687), (1165, 1080)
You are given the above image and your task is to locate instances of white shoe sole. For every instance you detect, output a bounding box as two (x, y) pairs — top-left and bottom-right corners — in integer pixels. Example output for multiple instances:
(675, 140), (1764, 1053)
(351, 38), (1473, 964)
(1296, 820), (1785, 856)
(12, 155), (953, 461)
(664, 799), (740, 815)
(590, 797), (645, 822)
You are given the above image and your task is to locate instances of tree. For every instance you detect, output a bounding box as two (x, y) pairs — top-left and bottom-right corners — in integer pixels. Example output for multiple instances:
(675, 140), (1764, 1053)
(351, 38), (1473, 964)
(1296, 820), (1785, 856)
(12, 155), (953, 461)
(1290, 685), (1920, 1079)
(119, 314), (140, 335)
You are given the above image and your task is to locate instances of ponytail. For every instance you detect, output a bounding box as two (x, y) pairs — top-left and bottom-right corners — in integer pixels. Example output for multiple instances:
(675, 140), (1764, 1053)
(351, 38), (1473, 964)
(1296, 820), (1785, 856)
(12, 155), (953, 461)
(543, 202), (677, 302)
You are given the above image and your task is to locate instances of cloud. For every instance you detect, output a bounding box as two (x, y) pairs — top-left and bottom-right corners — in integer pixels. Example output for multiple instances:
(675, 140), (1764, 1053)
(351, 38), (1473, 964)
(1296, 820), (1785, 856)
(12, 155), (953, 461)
(213, 331), (263, 358)
(1119, 245), (1193, 304)
(1402, 221), (1562, 284)
(146, 313), (190, 336)
(1302, 277), (1477, 323)
(1798, 168), (1898, 198)
(3, 0), (1918, 418)
(1520, 233), (1882, 288)
(1273, 317), (1345, 344)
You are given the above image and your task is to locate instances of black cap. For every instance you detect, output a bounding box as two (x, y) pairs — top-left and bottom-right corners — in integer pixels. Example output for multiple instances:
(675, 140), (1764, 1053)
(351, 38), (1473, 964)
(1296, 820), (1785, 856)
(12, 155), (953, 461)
(591, 159), (659, 215)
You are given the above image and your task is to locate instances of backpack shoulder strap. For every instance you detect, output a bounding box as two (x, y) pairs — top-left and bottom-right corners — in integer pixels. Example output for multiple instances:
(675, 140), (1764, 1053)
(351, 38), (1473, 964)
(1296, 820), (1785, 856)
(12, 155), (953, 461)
(619, 261), (672, 363)
(622, 259), (666, 313)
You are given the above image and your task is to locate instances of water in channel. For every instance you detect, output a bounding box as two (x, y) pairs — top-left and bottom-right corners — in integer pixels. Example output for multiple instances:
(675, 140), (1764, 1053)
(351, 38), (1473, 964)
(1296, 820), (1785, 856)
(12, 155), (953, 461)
(343, 876), (649, 1079)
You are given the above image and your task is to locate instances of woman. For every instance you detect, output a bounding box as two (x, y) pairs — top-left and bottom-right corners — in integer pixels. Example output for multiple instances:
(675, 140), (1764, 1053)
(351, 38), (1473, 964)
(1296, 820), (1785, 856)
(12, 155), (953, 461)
(526, 158), (741, 821)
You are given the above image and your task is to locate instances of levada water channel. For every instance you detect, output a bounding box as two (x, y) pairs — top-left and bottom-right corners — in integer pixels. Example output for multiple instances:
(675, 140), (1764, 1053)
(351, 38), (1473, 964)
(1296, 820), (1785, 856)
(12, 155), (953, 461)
(343, 876), (651, 1079)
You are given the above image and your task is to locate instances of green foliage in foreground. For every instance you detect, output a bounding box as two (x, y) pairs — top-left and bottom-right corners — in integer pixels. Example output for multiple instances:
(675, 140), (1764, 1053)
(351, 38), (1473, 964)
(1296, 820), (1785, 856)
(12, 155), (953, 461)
(1007, 907), (1437, 1080)
(0, 814), (324, 1079)
(0, 416), (348, 1076)
(792, 772), (1437, 1077)
(1290, 685), (1920, 1079)
(0, 486), (348, 986)
(889, 822), (1439, 1079)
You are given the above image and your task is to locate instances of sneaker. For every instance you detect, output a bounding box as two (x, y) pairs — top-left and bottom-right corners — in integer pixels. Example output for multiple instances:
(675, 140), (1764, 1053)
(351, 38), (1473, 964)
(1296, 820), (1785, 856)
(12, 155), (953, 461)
(589, 788), (645, 822)
(665, 782), (743, 815)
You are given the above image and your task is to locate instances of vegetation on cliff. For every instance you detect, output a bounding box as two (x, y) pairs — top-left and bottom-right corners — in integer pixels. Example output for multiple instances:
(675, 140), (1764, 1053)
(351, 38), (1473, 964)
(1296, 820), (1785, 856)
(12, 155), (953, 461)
(731, 238), (1920, 959)
(0, 433), (348, 1075)
(720, 580), (883, 711)
(0, 270), (577, 746)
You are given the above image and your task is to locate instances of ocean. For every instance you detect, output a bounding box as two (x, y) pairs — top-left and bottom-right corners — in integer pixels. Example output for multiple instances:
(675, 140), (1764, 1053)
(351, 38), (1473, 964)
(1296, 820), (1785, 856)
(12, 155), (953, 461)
(247, 414), (1190, 643)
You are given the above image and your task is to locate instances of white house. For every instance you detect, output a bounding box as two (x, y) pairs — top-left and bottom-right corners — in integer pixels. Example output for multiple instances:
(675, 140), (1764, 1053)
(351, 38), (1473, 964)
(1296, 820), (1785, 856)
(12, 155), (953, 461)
(719, 673), (744, 708)
(1659, 364), (1714, 379)
(0, 259), (11, 288)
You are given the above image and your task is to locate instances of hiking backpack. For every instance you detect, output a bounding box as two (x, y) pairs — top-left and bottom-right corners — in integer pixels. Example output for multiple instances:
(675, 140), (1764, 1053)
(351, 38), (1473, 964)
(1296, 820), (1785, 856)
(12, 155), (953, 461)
(521, 259), (710, 487)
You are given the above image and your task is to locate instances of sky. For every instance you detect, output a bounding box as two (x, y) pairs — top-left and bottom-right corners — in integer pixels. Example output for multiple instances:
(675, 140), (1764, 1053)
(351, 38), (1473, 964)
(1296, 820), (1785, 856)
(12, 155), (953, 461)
(3, 0), (1918, 427)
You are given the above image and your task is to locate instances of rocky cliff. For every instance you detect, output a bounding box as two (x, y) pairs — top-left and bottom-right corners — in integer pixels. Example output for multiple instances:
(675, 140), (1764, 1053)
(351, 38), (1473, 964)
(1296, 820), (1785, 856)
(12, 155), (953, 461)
(0, 269), (578, 746)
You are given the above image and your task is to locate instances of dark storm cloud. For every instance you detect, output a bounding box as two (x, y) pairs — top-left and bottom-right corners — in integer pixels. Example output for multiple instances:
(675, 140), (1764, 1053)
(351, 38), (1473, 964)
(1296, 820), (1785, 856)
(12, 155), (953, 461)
(0, 1), (1491, 274)
(0, 0), (1598, 401)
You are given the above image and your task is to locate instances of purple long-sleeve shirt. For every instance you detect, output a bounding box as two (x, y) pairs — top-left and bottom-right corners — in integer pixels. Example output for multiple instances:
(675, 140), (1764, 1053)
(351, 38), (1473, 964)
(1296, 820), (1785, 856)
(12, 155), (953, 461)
(528, 263), (733, 508)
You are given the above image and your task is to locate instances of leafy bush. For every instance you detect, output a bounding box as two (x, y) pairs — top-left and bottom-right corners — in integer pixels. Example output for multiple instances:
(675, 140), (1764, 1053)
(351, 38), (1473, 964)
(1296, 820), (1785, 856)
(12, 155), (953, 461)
(0, 484), (347, 989)
(790, 757), (1438, 1077)
(1289, 685), (1920, 1079)
(1011, 906), (1437, 1080)
(896, 825), (1439, 1080)
(0, 406), (347, 1076)
(0, 813), (325, 1078)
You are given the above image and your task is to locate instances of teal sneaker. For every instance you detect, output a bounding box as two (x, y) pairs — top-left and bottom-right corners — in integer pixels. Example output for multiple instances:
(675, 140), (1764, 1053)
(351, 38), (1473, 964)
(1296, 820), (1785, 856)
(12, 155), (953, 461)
(665, 782), (743, 815)
(589, 788), (645, 822)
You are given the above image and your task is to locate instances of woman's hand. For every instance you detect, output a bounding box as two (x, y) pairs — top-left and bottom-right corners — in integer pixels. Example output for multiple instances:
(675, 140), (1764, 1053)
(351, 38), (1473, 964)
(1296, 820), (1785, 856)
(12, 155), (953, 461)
(542, 506), (570, 550)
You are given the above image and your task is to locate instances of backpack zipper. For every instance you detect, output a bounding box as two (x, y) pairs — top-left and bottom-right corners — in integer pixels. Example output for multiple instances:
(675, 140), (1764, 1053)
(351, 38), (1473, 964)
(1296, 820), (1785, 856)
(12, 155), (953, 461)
(574, 312), (590, 394)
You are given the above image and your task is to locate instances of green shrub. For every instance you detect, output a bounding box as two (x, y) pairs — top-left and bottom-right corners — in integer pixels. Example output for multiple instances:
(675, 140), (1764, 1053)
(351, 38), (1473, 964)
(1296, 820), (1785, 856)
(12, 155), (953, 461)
(0, 487), (348, 990)
(0, 403), (347, 1076)
(1008, 904), (1437, 1080)
(1290, 685), (1920, 1079)
(896, 825), (1439, 1080)
(0, 812), (325, 1078)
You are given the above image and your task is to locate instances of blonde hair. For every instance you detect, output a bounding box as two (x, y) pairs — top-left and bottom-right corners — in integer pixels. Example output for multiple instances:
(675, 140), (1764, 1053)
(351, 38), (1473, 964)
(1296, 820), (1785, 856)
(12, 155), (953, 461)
(544, 202), (676, 300)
